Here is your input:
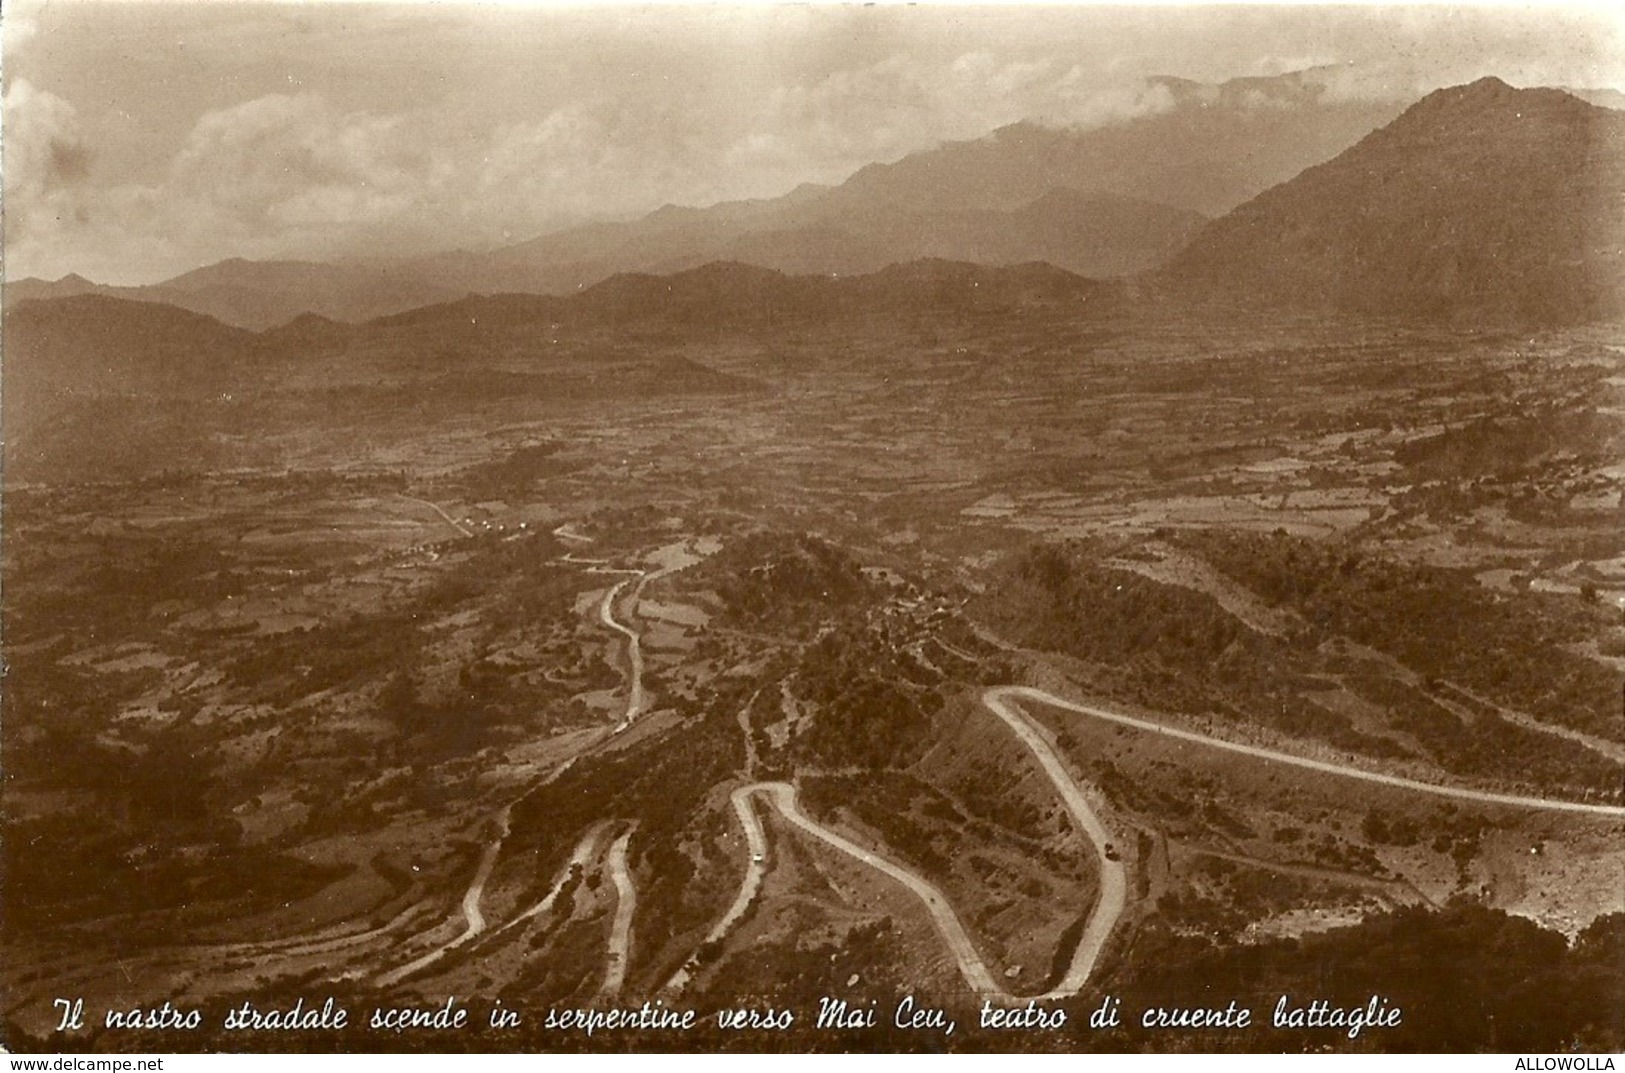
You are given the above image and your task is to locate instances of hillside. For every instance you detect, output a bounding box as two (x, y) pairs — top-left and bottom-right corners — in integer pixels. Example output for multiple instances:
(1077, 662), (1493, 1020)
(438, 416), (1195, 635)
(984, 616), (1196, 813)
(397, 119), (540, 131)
(2, 294), (258, 407)
(700, 191), (1206, 279)
(1162, 78), (1625, 325)
(7, 69), (1402, 326)
(1, 295), (270, 481)
(3, 259), (1108, 481)
(827, 69), (1401, 218)
(387, 258), (1117, 332)
(387, 68), (1396, 301)
(6, 260), (466, 332)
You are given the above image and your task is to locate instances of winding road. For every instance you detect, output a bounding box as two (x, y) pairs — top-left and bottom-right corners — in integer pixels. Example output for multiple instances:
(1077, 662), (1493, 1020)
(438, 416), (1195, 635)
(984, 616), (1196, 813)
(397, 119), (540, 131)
(981, 688), (1127, 997)
(209, 527), (673, 996)
(757, 781), (1006, 996)
(376, 518), (1620, 1001)
(595, 574), (649, 731)
(375, 806), (513, 986)
(195, 897), (438, 965)
(661, 683), (1130, 1001)
(401, 495), (473, 538)
(581, 546), (695, 734)
(600, 827), (639, 999)
(557, 523), (651, 734)
(662, 784), (770, 994)
(487, 823), (609, 940)
(673, 680), (1623, 1005)
(992, 685), (1625, 818)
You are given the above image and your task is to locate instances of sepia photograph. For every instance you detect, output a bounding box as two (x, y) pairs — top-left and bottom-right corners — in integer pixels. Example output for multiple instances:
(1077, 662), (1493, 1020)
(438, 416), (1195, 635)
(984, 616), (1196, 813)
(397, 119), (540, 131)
(2, 0), (1623, 1056)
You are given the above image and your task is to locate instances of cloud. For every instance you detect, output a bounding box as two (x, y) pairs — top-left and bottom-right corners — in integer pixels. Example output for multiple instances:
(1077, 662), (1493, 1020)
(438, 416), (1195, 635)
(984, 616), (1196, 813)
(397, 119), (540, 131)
(474, 106), (656, 224)
(1043, 77), (1179, 129)
(4, 89), (448, 279)
(765, 51), (1083, 164)
(3, 78), (92, 241)
(0, 49), (1241, 281)
(0, 48), (1325, 282)
(3, 8), (40, 51)
(711, 50), (1181, 195)
(6, 2), (1619, 283)
(460, 49), (1116, 226)
(2, 30), (1557, 284)
(168, 93), (436, 230)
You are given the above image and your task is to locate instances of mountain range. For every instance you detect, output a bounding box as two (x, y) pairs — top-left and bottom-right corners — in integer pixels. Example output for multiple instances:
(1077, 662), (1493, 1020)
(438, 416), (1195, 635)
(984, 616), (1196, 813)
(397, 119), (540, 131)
(6, 69), (1404, 328)
(2, 256), (1111, 482)
(4, 260), (465, 333)
(6, 74), (1621, 333)
(1161, 77), (1625, 324)
(3, 258), (1109, 411)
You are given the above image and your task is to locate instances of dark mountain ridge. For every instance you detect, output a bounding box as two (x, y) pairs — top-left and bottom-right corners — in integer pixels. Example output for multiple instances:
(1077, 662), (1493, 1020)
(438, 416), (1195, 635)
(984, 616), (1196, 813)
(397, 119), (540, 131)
(8, 258), (1114, 392)
(373, 257), (1116, 334)
(1161, 78), (1625, 325)
(6, 259), (466, 332)
(9, 69), (1401, 325)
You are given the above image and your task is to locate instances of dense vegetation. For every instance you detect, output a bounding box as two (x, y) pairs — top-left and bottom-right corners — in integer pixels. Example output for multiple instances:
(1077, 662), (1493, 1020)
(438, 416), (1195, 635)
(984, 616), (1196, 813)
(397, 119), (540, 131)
(1181, 529), (1619, 742)
(700, 531), (877, 638)
(1106, 904), (1625, 1052)
(793, 626), (942, 771)
(979, 538), (1621, 800)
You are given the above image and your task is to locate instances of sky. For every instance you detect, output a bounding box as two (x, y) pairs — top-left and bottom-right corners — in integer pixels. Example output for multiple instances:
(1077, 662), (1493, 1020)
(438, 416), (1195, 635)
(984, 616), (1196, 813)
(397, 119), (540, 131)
(4, 2), (1622, 284)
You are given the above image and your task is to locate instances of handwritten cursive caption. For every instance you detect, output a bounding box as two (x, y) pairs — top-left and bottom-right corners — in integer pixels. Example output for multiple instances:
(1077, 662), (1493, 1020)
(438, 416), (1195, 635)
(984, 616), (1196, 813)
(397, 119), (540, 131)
(52, 992), (1403, 1041)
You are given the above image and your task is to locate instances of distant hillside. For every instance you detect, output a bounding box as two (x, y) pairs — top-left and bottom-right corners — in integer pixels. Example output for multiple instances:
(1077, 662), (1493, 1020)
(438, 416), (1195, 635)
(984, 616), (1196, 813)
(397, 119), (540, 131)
(2, 295), (267, 480)
(700, 191), (1206, 279)
(5, 273), (112, 303)
(385, 258), (1117, 334)
(11, 258), (1087, 482)
(825, 68), (1402, 218)
(412, 188), (1203, 297)
(1161, 78), (1625, 325)
(6, 260), (466, 331)
(13, 69), (1403, 325)
(3, 294), (257, 408)
(405, 68), (1393, 298)
(153, 258), (465, 329)
(8, 258), (1108, 417)
(9, 259), (1111, 396)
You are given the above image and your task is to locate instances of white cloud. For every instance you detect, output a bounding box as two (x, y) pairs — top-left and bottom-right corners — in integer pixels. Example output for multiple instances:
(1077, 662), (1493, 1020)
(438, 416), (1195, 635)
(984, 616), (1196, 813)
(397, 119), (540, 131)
(0, 40), (1484, 283)
(168, 93), (434, 229)
(0, 50), (1292, 282)
(3, 8), (40, 52)
(3, 78), (92, 241)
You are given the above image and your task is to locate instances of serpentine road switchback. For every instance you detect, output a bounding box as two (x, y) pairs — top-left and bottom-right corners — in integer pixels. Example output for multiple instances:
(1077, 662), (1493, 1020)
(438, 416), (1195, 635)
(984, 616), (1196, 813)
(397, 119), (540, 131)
(376, 508), (1623, 1000)
(595, 575), (648, 731)
(375, 805), (513, 987)
(668, 683), (1624, 1003)
(990, 686), (1625, 818)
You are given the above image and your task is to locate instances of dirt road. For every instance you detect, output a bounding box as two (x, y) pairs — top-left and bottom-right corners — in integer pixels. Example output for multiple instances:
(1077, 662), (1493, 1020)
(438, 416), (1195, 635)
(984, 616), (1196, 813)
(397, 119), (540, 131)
(981, 688), (1127, 998)
(401, 495), (473, 538)
(376, 806), (513, 986)
(992, 685), (1625, 817)
(754, 781), (1005, 996)
(599, 827), (638, 999)
(662, 783), (770, 994)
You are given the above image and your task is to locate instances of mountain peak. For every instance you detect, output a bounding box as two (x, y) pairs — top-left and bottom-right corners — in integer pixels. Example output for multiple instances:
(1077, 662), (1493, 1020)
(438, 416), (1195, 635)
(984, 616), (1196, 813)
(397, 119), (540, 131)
(1397, 76), (1595, 125)
(1412, 76), (1518, 110)
(1163, 77), (1625, 325)
(266, 310), (345, 334)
